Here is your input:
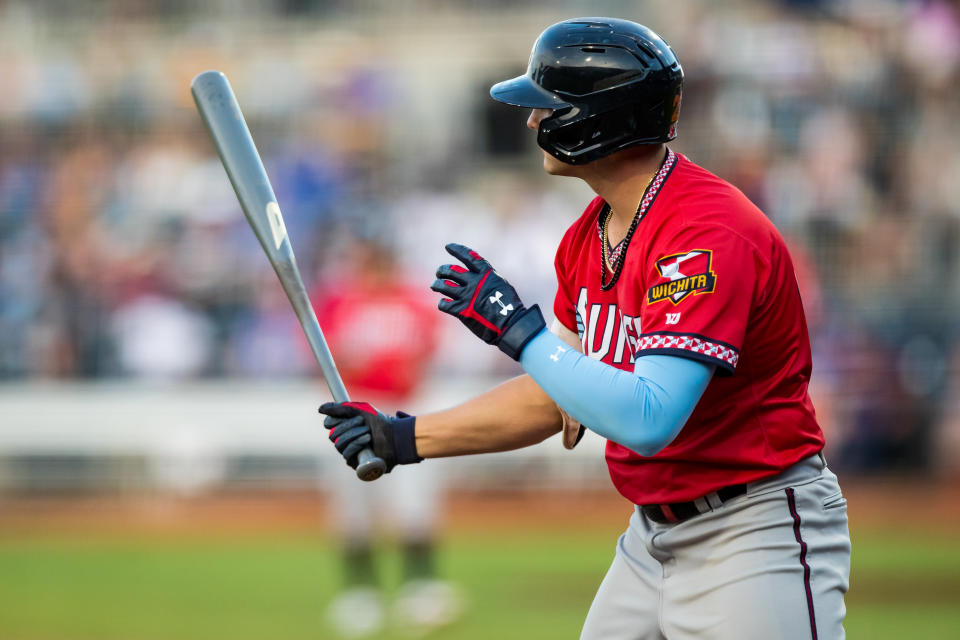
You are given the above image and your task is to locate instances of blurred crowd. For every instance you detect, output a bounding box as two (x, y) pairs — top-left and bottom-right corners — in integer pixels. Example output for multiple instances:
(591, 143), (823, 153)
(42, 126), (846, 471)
(1, 0), (959, 475)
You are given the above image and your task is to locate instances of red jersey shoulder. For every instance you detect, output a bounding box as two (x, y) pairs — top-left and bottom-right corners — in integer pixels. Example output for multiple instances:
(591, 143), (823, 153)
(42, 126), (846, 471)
(655, 155), (780, 246)
(640, 155), (782, 309)
(618, 155), (787, 373)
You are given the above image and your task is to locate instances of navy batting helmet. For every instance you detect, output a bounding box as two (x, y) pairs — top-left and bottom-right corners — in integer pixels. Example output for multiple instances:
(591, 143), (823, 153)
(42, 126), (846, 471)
(490, 18), (683, 165)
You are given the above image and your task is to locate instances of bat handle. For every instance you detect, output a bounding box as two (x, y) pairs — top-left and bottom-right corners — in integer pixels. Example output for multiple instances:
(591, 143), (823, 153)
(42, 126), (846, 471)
(356, 448), (387, 481)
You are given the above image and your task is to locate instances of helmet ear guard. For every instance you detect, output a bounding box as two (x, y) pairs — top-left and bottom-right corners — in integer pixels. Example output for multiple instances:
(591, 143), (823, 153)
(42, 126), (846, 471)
(537, 90), (683, 165)
(538, 109), (629, 165)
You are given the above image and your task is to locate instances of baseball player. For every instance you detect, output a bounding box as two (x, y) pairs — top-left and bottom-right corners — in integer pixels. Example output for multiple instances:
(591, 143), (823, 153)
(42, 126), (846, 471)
(320, 18), (851, 639)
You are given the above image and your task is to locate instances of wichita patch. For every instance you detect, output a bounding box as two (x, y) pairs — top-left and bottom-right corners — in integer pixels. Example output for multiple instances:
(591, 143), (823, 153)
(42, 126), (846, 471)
(647, 250), (716, 305)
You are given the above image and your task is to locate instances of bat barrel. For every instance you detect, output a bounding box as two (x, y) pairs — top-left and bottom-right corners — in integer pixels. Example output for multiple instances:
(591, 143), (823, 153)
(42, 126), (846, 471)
(191, 70), (386, 482)
(191, 71), (281, 262)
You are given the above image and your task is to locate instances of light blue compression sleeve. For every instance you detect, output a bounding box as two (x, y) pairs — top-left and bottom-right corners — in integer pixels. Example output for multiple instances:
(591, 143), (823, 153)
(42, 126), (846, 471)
(519, 328), (715, 456)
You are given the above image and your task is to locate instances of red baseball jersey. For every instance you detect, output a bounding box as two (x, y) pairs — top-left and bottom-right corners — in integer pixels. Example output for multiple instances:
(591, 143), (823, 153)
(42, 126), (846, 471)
(553, 150), (824, 504)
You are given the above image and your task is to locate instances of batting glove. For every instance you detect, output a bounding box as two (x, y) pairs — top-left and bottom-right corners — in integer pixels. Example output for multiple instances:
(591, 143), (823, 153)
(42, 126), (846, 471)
(319, 402), (422, 472)
(431, 243), (546, 360)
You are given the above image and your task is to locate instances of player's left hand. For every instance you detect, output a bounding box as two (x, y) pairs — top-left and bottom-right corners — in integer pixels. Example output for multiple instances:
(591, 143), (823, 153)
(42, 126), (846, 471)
(319, 402), (422, 472)
(431, 242), (546, 360)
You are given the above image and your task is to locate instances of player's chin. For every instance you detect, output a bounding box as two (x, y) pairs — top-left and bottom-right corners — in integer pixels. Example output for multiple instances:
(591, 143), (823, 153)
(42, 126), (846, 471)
(541, 151), (575, 176)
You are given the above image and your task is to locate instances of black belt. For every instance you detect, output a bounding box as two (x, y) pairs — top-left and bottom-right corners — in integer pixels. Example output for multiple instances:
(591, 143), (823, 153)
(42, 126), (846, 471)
(641, 483), (748, 524)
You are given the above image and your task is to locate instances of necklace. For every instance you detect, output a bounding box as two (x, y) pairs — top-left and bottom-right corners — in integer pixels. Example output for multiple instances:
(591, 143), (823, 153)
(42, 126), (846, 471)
(601, 203), (630, 272)
(597, 148), (677, 291)
(599, 201), (641, 290)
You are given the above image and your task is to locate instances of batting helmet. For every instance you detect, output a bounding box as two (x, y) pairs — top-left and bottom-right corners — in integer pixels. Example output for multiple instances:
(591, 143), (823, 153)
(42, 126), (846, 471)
(490, 18), (683, 165)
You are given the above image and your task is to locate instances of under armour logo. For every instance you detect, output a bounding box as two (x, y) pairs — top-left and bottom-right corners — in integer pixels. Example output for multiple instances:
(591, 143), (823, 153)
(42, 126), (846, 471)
(666, 313), (681, 325)
(488, 291), (514, 316)
(550, 345), (567, 362)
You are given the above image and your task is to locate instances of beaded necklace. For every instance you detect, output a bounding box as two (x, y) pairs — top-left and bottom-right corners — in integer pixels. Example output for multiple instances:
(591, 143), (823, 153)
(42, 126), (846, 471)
(597, 149), (677, 291)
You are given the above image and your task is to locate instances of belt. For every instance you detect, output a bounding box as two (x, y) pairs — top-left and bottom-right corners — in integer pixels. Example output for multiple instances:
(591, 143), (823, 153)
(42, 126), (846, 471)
(641, 483), (748, 524)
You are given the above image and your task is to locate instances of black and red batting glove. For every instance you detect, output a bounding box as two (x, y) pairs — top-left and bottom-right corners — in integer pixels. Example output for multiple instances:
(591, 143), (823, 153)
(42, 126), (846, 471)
(431, 243), (545, 360)
(319, 401), (421, 472)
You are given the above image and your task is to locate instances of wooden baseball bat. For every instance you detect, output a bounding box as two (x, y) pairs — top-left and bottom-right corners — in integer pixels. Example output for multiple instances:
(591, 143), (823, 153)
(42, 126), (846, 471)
(190, 70), (387, 482)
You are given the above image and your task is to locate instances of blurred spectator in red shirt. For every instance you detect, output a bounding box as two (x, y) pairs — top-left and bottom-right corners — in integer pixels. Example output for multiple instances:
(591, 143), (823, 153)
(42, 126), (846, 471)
(313, 234), (462, 637)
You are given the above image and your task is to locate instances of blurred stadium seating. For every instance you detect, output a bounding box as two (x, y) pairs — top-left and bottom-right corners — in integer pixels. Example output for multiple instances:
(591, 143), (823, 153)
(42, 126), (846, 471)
(1, 0), (960, 493)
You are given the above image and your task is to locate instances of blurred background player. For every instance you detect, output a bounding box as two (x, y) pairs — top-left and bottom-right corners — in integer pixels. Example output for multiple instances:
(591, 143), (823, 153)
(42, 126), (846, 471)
(313, 233), (462, 637)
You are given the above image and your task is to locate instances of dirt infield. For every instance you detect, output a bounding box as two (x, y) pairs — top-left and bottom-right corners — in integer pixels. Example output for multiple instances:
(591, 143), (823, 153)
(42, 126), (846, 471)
(0, 478), (957, 537)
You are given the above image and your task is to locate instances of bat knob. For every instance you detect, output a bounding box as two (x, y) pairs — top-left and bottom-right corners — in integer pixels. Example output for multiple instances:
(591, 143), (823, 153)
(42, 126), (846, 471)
(356, 449), (388, 481)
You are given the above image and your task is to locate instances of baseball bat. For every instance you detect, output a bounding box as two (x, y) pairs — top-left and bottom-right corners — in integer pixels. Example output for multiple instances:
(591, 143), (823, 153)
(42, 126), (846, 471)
(190, 70), (387, 482)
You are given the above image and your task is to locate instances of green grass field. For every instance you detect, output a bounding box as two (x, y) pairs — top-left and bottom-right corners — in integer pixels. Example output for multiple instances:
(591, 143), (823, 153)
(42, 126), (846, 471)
(0, 527), (958, 639)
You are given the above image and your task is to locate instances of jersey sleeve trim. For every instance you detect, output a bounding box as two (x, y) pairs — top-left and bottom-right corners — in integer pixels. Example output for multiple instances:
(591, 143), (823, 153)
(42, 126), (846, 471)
(636, 332), (740, 374)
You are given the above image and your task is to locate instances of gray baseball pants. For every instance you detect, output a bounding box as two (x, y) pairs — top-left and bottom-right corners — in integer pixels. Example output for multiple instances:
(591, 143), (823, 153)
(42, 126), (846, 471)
(580, 454), (850, 639)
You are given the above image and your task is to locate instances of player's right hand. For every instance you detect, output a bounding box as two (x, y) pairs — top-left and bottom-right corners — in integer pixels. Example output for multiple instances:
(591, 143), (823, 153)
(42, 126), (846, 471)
(431, 242), (546, 360)
(319, 402), (422, 472)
